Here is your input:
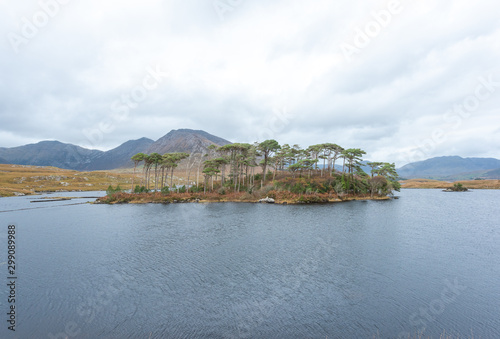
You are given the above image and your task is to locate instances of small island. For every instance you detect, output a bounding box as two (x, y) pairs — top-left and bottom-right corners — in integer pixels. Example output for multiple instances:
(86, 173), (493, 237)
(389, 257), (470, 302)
(96, 140), (400, 205)
(443, 183), (469, 192)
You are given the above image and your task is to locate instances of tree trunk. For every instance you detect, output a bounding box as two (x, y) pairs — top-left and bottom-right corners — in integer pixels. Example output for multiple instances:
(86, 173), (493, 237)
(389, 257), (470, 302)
(131, 163), (137, 191)
(261, 164), (266, 188)
(196, 167), (199, 188)
(160, 167), (164, 188)
(261, 153), (267, 188)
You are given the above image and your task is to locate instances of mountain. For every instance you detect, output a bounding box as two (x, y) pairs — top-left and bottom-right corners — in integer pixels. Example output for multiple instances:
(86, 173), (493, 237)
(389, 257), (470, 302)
(146, 129), (231, 154)
(398, 156), (500, 179)
(82, 137), (154, 170)
(483, 168), (500, 179)
(0, 141), (102, 170)
(0, 129), (231, 170)
(447, 167), (500, 181)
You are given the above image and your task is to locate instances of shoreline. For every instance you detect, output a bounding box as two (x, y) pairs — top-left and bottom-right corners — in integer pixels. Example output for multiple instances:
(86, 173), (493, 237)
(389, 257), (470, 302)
(94, 192), (393, 205)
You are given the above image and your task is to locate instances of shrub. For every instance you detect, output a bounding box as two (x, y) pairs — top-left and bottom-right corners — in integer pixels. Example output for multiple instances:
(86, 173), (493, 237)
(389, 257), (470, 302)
(266, 190), (277, 199)
(452, 183), (468, 191)
(134, 185), (148, 193)
(189, 185), (204, 193)
(297, 194), (329, 204)
(265, 170), (273, 181)
(106, 185), (123, 195)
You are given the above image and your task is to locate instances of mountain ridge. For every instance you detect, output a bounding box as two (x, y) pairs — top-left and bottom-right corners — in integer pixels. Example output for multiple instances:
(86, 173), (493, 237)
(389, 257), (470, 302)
(81, 137), (155, 170)
(0, 129), (231, 171)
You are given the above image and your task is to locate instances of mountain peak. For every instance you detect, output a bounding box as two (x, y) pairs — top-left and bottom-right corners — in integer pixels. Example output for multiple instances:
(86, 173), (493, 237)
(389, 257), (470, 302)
(147, 129), (231, 155)
(0, 129), (231, 170)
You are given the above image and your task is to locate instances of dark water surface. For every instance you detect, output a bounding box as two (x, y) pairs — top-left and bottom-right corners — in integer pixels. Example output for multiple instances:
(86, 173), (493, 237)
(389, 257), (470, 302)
(0, 189), (499, 338)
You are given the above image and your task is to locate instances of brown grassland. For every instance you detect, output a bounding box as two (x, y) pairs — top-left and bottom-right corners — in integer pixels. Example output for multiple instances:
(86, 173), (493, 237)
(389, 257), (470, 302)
(400, 178), (500, 189)
(0, 164), (137, 197)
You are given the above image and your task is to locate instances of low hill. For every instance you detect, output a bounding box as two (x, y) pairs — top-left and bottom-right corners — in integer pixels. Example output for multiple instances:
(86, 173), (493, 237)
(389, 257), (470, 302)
(398, 156), (500, 180)
(483, 168), (500, 179)
(0, 141), (102, 170)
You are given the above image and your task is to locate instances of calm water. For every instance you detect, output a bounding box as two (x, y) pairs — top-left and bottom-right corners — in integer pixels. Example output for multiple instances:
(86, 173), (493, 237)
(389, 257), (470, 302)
(0, 189), (499, 338)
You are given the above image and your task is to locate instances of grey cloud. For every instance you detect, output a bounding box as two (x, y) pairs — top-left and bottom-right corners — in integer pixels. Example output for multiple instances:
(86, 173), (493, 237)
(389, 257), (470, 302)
(0, 0), (499, 166)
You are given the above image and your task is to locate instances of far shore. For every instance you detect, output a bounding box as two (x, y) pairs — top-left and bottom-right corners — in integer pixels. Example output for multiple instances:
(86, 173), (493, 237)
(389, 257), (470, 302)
(400, 178), (500, 189)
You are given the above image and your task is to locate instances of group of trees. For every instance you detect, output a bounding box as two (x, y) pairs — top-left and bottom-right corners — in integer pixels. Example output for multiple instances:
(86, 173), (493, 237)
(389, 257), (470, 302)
(130, 139), (400, 196)
(130, 152), (189, 191)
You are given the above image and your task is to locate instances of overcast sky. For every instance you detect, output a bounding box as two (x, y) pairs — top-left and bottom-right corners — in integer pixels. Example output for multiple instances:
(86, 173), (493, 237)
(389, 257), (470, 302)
(1, 0), (499, 166)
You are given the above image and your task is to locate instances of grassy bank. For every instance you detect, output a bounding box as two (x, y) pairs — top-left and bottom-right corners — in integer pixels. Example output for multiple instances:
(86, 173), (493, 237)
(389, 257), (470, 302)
(400, 179), (500, 189)
(0, 164), (136, 197)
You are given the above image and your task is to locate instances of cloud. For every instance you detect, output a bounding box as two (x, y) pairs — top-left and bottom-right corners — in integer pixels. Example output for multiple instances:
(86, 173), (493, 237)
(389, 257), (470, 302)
(0, 0), (499, 166)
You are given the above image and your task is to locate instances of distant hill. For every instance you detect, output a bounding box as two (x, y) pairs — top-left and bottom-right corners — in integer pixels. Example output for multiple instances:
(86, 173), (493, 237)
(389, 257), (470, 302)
(484, 167), (500, 179)
(146, 129), (231, 155)
(0, 141), (102, 170)
(0, 129), (231, 171)
(451, 167), (500, 180)
(82, 137), (154, 170)
(398, 156), (500, 180)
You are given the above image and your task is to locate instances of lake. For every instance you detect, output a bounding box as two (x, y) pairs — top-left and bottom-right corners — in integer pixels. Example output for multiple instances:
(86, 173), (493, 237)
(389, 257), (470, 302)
(0, 189), (499, 338)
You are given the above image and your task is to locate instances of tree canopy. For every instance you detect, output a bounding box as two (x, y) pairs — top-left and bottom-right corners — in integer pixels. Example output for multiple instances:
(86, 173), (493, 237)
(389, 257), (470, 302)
(130, 139), (399, 197)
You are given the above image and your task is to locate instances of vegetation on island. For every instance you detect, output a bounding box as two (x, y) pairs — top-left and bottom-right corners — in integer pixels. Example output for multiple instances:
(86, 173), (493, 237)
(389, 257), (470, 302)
(98, 140), (401, 204)
(443, 183), (469, 192)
